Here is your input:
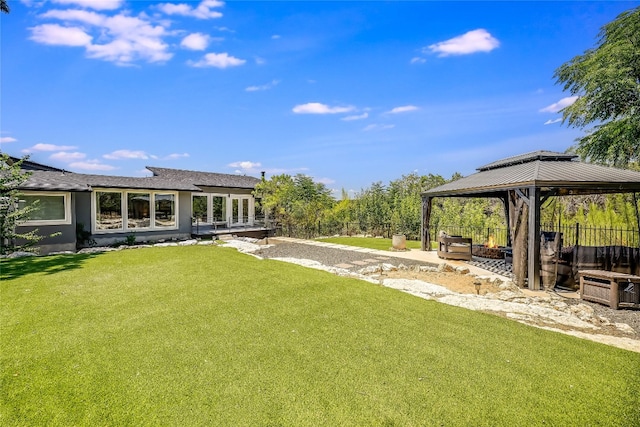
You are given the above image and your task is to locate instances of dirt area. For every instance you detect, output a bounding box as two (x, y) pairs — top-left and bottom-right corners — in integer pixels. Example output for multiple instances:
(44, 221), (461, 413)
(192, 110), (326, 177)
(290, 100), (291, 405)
(384, 269), (503, 295)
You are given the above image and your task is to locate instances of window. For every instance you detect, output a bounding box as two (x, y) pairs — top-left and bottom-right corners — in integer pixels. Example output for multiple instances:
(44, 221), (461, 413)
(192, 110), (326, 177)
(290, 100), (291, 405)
(212, 196), (226, 222)
(192, 195), (207, 223)
(155, 194), (175, 228)
(19, 192), (71, 225)
(96, 191), (123, 230)
(127, 193), (150, 229)
(93, 190), (178, 233)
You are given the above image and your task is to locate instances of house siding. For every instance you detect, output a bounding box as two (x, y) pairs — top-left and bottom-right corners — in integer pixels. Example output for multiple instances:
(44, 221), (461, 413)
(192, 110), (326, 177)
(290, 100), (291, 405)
(16, 193), (77, 254)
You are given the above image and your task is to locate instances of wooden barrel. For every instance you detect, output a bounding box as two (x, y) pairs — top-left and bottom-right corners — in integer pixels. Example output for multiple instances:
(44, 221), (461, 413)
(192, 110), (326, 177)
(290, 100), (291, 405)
(540, 255), (556, 289)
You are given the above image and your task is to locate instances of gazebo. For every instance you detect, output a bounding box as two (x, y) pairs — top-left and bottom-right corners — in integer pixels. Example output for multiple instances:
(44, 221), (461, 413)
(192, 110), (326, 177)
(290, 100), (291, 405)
(421, 150), (640, 290)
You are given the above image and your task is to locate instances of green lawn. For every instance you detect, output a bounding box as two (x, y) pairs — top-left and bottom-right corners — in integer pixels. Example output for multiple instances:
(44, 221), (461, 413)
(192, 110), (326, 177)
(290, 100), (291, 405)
(316, 236), (424, 250)
(1, 246), (639, 426)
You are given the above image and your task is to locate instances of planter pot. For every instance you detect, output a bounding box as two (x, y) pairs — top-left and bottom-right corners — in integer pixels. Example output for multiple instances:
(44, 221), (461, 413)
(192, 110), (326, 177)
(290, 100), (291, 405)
(392, 234), (406, 250)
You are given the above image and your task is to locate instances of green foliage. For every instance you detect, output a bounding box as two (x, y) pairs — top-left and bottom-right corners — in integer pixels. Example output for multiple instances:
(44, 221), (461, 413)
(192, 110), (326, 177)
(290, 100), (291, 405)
(0, 154), (45, 254)
(255, 173), (334, 237)
(554, 6), (640, 167)
(2, 246), (638, 425)
(75, 222), (96, 249)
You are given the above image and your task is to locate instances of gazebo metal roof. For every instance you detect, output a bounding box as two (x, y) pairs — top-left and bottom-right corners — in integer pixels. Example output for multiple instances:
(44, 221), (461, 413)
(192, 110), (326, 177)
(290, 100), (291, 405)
(423, 150), (640, 197)
(420, 150), (640, 290)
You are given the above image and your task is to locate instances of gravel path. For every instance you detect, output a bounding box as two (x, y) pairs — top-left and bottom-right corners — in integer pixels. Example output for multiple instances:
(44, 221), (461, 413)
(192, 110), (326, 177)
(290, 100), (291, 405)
(253, 242), (427, 271)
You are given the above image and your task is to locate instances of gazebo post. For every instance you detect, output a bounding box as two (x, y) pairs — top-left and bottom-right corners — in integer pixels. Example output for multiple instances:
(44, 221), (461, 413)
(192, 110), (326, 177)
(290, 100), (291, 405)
(527, 186), (541, 290)
(501, 194), (512, 247)
(421, 196), (432, 251)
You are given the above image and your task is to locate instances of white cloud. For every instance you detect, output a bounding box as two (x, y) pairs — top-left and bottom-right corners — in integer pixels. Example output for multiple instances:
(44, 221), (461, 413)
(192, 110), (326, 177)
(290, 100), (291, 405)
(292, 103), (355, 114)
(24, 143), (78, 152)
(164, 153), (190, 160)
(427, 29), (499, 57)
(544, 118), (563, 125)
(271, 34), (281, 39)
(32, 9), (173, 65)
(387, 105), (419, 114)
(52, 0), (124, 10)
(410, 57), (426, 64)
(341, 112), (368, 121)
(41, 9), (105, 26)
(103, 149), (149, 160)
(157, 0), (224, 20)
(539, 96), (578, 113)
(315, 177), (335, 185)
(363, 124), (395, 132)
(49, 151), (86, 161)
(245, 80), (280, 92)
(180, 33), (210, 50)
(29, 24), (93, 46)
(188, 52), (246, 68)
(69, 160), (117, 171)
(0, 137), (17, 143)
(229, 161), (261, 171)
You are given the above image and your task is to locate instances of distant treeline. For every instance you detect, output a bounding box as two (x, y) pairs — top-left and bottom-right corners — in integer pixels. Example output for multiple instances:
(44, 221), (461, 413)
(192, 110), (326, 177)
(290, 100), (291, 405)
(255, 172), (640, 240)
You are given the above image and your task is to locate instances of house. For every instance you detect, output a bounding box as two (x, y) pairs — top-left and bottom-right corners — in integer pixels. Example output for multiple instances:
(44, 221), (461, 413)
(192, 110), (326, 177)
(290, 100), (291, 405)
(11, 159), (271, 254)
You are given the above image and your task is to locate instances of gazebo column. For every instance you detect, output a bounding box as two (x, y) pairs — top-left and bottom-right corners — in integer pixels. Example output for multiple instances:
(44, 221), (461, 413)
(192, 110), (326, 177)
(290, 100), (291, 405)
(527, 186), (541, 290)
(509, 189), (529, 287)
(421, 196), (432, 251)
(501, 194), (512, 247)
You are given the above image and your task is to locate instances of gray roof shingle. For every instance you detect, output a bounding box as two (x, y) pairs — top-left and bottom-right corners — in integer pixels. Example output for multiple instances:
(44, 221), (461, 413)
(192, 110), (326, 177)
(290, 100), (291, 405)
(18, 167), (260, 192)
(146, 166), (260, 189)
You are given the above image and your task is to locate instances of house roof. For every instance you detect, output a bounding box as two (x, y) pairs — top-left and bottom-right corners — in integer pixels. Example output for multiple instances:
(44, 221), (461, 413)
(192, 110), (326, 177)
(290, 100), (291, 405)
(423, 150), (640, 197)
(18, 167), (261, 193)
(6, 155), (67, 172)
(146, 166), (261, 189)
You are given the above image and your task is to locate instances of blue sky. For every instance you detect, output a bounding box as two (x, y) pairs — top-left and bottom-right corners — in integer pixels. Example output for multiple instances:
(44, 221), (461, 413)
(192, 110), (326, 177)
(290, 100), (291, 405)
(1, 1), (638, 196)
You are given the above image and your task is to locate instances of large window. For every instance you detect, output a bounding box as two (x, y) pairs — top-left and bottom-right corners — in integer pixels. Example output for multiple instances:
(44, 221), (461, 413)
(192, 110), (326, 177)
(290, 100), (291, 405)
(127, 193), (150, 229)
(93, 190), (178, 233)
(96, 192), (123, 230)
(191, 194), (228, 225)
(192, 195), (207, 223)
(19, 192), (71, 225)
(155, 194), (175, 228)
(212, 196), (226, 222)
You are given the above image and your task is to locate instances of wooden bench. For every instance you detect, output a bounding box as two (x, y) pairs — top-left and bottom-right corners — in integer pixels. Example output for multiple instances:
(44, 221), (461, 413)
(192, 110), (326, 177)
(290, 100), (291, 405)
(437, 236), (472, 261)
(579, 270), (640, 309)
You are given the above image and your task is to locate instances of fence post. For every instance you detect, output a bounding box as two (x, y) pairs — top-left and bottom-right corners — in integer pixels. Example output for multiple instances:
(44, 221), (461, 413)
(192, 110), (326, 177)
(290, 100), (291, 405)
(575, 223), (580, 247)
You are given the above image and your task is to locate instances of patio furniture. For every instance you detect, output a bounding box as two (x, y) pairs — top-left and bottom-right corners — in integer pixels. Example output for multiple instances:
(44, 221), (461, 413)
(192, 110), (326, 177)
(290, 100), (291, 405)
(579, 269), (640, 309)
(437, 235), (472, 261)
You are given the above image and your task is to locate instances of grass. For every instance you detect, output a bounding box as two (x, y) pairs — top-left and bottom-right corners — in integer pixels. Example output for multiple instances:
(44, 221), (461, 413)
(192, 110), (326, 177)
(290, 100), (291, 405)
(316, 236), (424, 251)
(1, 245), (639, 426)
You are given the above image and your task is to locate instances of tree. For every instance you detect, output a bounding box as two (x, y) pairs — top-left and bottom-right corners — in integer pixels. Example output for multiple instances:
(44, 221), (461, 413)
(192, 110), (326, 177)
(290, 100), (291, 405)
(254, 174), (334, 237)
(554, 6), (640, 167)
(1, 1), (9, 14)
(0, 154), (45, 254)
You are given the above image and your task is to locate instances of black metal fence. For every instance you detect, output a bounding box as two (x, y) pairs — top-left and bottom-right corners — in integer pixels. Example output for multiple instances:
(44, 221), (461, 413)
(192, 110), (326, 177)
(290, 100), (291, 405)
(433, 224), (639, 249)
(275, 220), (639, 249)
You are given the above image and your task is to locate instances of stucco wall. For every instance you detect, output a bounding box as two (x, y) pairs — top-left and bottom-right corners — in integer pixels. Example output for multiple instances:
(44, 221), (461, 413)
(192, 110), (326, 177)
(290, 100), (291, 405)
(15, 193), (77, 254)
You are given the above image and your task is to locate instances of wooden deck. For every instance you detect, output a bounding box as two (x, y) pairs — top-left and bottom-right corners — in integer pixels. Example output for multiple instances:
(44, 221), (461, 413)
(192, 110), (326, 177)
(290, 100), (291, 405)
(191, 223), (275, 239)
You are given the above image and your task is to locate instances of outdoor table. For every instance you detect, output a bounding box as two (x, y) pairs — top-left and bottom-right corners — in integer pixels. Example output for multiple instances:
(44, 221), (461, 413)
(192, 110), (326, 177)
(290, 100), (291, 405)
(578, 270), (640, 309)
